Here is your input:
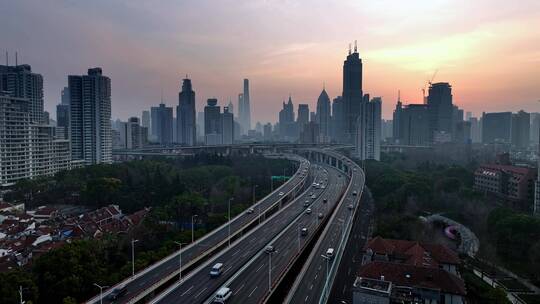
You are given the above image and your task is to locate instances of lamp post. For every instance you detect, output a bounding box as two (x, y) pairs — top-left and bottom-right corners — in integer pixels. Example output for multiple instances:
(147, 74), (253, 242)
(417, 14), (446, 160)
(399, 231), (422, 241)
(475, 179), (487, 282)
(131, 238), (139, 277)
(174, 241), (186, 281)
(93, 283), (108, 304)
(228, 197), (233, 247)
(191, 214), (198, 243)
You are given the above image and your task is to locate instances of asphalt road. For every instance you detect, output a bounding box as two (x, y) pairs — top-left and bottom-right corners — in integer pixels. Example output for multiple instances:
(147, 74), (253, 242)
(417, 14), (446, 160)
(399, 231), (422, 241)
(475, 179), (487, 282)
(87, 155), (311, 304)
(286, 156), (367, 304)
(152, 165), (336, 304)
(327, 187), (374, 304)
(219, 166), (348, 304)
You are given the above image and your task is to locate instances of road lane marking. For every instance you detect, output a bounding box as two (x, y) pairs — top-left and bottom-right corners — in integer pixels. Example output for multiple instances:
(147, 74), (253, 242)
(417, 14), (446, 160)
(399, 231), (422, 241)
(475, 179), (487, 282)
(305, 295), (309, 302)
(234, 283), (245, 295)
(255, 263), (264, 273)
(248, 286), (258, 297)
(309, 284), (313, 290)
(232, 249), (241, 256)
(194, 287), (207, 298)
(180, 285), (194, 297)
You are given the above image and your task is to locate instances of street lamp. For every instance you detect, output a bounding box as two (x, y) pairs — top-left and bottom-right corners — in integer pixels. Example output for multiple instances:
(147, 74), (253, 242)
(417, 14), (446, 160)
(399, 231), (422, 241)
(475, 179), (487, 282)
(228, 197), (234, 247)
(191, 215), (198, 243)
(131, 238), (139, 277)
(93, 283), (108, 304)
(174, 241), (187, 281)
(321, 254), (331, 300)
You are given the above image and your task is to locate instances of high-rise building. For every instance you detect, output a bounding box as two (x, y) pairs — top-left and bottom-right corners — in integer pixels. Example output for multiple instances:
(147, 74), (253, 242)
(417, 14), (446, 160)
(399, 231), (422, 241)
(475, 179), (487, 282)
(511, 110), (530, 149)
(300, 121), (320, 144)
(398, 104), (431, 146)
(222, 106), (234, 145)
(142, 110), (150, 132)
(278, 96), (295, 141)
(237, 79), (251, 134)
(263, 123), (272, 141)
(227, 100), (234, 119)
(1, 93), (73, 187)
(331, 96), (343, 142)
(381, 119), (393, 142)
(297, 104), (309, 134)
(197, 111), (205, 141)
(316, 88), (331, 143)
(392, 96), (403, 143)
(482, 112), (512, 144)
(204, 98), (222, 145)
(117, 117), (144, 149)
(69, 68), (112, 165)
(469, 117), (481, 143)
(342, 44), (363, 143)
(0, 64), (44, 123)
(531, 113), (540, 146)
(427, 82), (453, 142)
(177, 78), (196, 146)
(151, 103), (173, 145)
(356, 96), (381, 160)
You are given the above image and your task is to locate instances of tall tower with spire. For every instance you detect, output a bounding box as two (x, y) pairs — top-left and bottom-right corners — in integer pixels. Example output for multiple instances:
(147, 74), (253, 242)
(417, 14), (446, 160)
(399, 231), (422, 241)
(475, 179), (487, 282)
(342, 40), (363, 143)
(534, 124), (540, 216)
(242, 79), (251, 133)
(316, 86), (331, 143)
(177, 77), (196, 146)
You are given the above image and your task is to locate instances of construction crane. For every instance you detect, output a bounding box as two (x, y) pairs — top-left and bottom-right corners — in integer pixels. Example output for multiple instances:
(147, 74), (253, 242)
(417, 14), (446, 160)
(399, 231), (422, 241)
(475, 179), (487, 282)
(422, 69), (439, 103)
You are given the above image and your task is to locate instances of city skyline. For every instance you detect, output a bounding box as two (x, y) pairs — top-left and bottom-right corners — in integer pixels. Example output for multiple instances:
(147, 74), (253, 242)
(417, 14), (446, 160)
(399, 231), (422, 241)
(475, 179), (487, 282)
(2, 1), (540, 123)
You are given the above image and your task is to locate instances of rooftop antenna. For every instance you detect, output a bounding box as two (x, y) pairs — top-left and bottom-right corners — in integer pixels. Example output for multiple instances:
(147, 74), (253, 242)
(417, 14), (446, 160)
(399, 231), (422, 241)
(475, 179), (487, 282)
(160, 87), (164, 104)
(354, 40), (357, 53)
(15, 52), (18, 66)
(5, 51), (7, 66)
(398, 90), (401, 102)
(323, 81), (326, 90)
(348, 43), (352, 55)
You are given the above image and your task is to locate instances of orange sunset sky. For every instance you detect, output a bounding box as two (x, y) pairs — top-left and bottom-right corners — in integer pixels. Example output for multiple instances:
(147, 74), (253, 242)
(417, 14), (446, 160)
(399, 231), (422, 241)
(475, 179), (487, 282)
(2, 0), (539, 122)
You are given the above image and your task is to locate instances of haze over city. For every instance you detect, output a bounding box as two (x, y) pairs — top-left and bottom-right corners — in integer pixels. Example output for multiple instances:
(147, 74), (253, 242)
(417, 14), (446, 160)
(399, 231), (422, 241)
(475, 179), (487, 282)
(2, 0), (539, 122)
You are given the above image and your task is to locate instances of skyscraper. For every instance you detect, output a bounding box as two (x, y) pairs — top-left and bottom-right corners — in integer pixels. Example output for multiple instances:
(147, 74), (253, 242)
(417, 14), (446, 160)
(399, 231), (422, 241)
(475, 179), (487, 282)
(151, 103), (173, 145)
(356, 96), (381, 161)
(279, 96), (295, 141)
(56, 87), (70, 140)
(482, 112), (512, 144)
(177, 78), (196, 146)
(331, 96), (343, 142)
(297, 104), (309, 133)
(0, 63), (44, 123)
(316, 88), (331, 143)
(69, 68), (112, 165)
(242, 79), (251, 132)
(222, 106), (234, 145)
(142, 110), (150, 132)
(535, 125), (540, 216)
(342, 43), (363, 143)
(392, 95), (403, 143)
(204, 98), (222, 145)
(511, 110), (530, 149)
(427, 82), (453, 142)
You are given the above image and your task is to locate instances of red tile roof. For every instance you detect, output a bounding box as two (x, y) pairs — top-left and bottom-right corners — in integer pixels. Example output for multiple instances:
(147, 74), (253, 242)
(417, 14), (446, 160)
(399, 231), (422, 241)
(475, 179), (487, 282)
(365, 236), (460, 266)
(358, 261), (466, 296)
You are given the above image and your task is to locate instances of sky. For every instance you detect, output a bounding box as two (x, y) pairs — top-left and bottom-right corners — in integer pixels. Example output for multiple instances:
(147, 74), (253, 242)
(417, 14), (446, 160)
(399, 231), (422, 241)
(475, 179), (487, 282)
(1, 0), (539, 123)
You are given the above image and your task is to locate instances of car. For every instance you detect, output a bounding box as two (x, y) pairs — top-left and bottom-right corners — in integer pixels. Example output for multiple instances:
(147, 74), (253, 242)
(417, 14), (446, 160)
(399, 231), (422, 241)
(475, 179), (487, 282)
(312, 182), (317, 187)
(348, 204), (354, 210)
(352, 191), (358, 196)
(306, 208), (312, 214)
(278, 192), (284, 196)
(210, 263), (224, 277)
(213, 287), (232, 303)
(321, 185), (326, 189)
(323, 198), (328, 203)
(301, 227), (308, 236)
(326, 248), (334, 258)
(311, 195), (317, 199)
(108, 286), (128, 300)
(247, 208), (254, 214)
(265, 245), (275, 253)
(318, 212), (324, 219)
(304, 201), (310, 207)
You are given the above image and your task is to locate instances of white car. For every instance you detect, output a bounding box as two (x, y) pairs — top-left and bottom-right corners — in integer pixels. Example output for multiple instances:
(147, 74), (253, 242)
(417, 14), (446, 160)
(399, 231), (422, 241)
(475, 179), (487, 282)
(278, 192), (284, 196)
(306, 208), (312, 214)
(214, 287), (232, 303)
(247, 208), (254, 214)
